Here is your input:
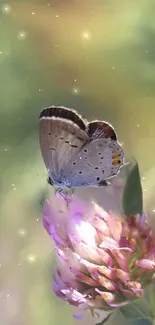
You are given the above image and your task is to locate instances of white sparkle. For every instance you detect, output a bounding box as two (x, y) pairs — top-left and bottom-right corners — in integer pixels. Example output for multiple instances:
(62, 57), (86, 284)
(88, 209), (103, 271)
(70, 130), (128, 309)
(74, 79), (77, 82)
(142, 177), (145, 180)
(4, 148), (8, 151)
(72, 87), (79, 95)
(36, 218), (39, 222)
(137, 124), (140, 127)
(153, 209), (155, 213)
(12, 183), (16, 190)
(0, 52), (2, 55)
(27, 254), (37, 263)
(56, 15), (58, 18)
(17, 31), (27, 40)
(6, 294), (10, 298)
(144, 189), (147, 192)
(32, 12), (35, 15)
(38, 88), (41, 92)
(145, 50), (148, 53)
(1, 4), (11, 14)
(112, 66), (115, 70)
(18, 228), (27, 237)
(81, 30), (91, 40)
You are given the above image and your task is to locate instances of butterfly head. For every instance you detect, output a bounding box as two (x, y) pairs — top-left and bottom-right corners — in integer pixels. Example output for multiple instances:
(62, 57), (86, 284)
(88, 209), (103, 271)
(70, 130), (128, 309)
(47, 175), (72, 190)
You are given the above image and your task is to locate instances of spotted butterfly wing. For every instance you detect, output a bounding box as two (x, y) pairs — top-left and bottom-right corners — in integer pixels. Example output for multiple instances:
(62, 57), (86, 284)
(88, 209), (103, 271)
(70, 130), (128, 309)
(86, 120), (117, 141)
(39, 106), (89, 185)
(63, 138), (124, 187)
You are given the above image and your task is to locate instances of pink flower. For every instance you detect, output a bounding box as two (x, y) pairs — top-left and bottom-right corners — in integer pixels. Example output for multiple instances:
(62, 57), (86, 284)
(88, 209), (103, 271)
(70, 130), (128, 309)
(42, 195), (155, 311)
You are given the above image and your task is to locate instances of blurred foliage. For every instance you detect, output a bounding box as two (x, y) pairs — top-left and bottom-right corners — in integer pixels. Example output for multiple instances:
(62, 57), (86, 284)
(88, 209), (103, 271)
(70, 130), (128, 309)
(123, 162), (143, 216)
(0, 1), (155, 325)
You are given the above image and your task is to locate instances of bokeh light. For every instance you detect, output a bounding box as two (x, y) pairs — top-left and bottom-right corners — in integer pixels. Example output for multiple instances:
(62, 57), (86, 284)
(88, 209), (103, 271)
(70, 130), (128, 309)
(27, 254), (37, 263)
(71, 87), (80, 95)
(1, 3), (11, 14)
(81, 30), (91, 41)
(17, 30), (27, 40)
(0, 1), (155, 325)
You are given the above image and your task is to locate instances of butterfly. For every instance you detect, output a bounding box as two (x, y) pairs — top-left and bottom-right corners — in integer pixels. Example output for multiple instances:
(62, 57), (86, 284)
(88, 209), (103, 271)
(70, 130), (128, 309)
(39, 106), (124, 196)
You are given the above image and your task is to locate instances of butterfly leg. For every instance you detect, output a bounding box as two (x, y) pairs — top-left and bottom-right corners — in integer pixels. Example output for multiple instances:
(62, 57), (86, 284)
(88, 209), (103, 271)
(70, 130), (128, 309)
(55, 187), (74, 207)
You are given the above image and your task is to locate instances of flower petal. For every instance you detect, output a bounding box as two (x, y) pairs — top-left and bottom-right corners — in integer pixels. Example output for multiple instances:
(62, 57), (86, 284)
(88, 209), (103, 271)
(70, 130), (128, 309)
(135, 259), (155, 270)
(42, 196), (155, 312)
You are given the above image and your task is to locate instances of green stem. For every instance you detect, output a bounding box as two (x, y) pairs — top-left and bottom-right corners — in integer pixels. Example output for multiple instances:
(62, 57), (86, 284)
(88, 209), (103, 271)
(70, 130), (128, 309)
(149, 285), (155, 325)
(95, 312), (112, 325)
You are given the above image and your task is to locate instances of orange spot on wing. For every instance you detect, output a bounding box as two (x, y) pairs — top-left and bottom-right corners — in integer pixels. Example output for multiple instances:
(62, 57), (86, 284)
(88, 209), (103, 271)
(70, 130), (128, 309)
(112, 154), (120, 159)
(112, 159), (121, 166)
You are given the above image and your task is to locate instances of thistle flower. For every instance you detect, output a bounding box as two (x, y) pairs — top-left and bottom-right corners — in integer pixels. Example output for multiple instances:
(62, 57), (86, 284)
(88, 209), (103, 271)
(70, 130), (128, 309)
(42, 196), (155, 312)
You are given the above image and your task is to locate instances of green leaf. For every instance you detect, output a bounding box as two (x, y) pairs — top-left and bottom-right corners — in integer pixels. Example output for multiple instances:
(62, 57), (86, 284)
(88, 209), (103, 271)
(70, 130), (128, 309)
(120, 303), (148, 320)
(122, 161), (143, 216)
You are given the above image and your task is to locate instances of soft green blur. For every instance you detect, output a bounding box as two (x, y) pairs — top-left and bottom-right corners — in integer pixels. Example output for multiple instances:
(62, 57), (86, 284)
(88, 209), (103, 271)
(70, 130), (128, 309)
(0, 1), (155, 325)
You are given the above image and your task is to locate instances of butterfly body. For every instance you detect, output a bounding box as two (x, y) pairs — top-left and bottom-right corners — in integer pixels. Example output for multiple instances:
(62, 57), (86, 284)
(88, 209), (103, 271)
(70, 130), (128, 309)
(39, 106), (124, 189)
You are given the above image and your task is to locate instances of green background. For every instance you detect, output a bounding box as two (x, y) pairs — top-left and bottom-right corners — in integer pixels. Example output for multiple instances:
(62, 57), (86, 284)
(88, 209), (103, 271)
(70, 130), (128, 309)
(0, 1), (155, 325)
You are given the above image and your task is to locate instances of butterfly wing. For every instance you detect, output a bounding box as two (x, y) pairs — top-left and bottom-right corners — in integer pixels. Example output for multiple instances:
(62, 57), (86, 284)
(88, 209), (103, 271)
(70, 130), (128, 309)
(86, 120), (117, 141)
(39, 106), (89, 185)
(63, 139), (124, 187)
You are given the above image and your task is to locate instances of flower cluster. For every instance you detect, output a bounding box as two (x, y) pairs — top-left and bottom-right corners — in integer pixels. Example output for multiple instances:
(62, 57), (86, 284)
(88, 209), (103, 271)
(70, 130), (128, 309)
(42, 196), (155, 311)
